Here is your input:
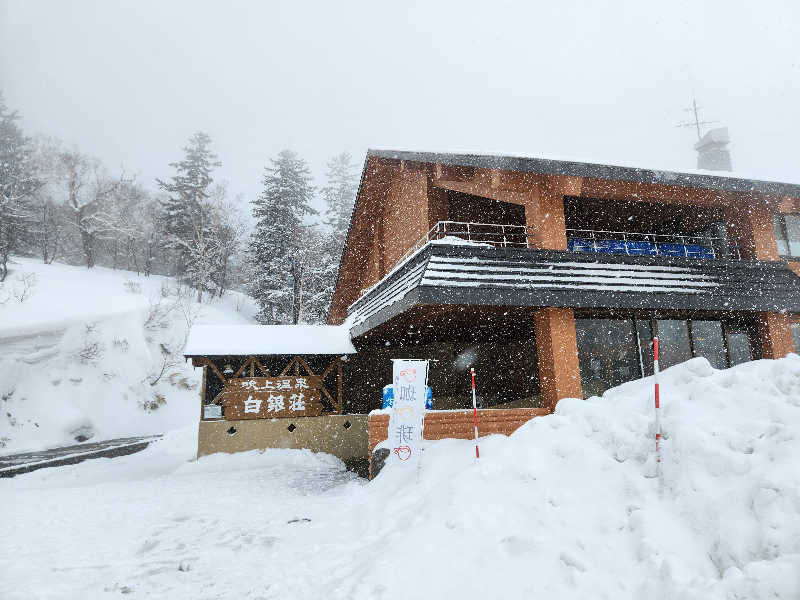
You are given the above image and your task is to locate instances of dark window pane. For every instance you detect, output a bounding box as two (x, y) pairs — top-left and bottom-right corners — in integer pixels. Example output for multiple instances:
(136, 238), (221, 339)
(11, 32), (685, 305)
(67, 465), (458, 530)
(636, 319), (654, 376)
(792, 323), (800, 354)
(691, 320), (727, 369)
(576, 319), (639, 398)
(656, 320), (692, 369)
(785, 214), (800, 257)
(773, 215), (789, 256)
(726, 332), (752, 366)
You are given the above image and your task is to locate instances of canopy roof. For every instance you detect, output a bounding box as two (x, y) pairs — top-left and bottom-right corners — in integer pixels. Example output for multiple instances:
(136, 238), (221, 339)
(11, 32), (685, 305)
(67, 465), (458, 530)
(183, 324), (357, 357)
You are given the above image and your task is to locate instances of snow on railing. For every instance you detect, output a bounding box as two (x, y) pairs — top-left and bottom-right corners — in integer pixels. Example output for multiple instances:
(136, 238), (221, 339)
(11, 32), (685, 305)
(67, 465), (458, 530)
(391, 221), (531, 271)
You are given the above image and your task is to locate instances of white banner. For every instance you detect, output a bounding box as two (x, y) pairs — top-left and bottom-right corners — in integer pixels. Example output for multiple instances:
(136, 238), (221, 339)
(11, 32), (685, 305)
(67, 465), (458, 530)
(387, 359), (428, 468)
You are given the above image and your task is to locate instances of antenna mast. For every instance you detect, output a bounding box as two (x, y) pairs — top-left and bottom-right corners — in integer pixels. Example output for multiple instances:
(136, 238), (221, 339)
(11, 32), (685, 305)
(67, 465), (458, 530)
(676, 94), (719, 140)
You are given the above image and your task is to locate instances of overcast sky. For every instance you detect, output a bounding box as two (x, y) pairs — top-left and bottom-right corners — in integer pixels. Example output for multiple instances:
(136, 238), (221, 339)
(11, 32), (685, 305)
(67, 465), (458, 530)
(2, 0), (799, 211)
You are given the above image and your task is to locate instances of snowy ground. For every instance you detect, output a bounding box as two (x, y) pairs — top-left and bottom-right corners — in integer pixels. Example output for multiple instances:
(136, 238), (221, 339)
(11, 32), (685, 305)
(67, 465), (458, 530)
(2, 355), (799, 599)
(0, 256), (258, 453)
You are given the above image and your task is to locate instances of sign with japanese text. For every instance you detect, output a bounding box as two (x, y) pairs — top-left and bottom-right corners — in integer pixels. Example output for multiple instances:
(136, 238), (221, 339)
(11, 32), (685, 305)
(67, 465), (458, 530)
(387, 359), (428, 468)
(218, 376), (324, 419)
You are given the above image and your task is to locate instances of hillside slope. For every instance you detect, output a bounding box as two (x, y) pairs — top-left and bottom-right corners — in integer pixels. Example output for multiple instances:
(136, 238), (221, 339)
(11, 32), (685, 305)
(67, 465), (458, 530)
(0, 256), (258, 453)
(1, 354), (798, 599)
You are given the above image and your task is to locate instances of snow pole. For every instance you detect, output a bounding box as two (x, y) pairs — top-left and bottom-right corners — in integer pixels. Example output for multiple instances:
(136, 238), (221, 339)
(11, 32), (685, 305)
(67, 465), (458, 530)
(653, 336), (662, 484)
(471, 367), (480, 460)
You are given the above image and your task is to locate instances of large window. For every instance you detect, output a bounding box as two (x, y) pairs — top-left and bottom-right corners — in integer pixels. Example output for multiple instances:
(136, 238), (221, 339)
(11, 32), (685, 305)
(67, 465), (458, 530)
(690, 320), (727, 370)
(792, 323), (800, 354)
(575, 316), (758, 397)
(656, 320), (693, 369)
(575, 319), (640, 398)
(773, 214), (800, 257)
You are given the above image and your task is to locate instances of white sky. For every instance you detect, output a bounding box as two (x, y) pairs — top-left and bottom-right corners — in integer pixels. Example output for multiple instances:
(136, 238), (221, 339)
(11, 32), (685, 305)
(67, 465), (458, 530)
(2, 0), (799, 211)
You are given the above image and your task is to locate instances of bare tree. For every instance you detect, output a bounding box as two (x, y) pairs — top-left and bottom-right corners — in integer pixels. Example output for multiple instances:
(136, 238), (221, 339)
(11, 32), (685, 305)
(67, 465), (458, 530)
(59, 150), (116, 268)
(207, 183), (247, 298)
(0, 92), (40, 281)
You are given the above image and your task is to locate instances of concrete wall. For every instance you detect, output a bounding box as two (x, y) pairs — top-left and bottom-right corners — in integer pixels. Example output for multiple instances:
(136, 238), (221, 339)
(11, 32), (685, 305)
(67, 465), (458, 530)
(197, 414), (369, 461)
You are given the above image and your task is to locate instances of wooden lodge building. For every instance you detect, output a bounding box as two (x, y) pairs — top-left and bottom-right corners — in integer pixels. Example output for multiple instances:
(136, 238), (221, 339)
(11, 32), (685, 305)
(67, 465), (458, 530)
(186, 150), (800, 476)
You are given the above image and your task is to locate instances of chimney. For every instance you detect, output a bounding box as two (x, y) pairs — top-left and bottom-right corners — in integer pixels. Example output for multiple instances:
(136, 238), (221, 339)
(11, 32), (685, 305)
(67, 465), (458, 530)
(695, 126), (732, 171)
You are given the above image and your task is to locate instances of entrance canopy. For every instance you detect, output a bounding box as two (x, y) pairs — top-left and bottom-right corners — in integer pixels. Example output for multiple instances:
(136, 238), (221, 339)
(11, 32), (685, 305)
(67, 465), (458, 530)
(183, 324), (357, 357)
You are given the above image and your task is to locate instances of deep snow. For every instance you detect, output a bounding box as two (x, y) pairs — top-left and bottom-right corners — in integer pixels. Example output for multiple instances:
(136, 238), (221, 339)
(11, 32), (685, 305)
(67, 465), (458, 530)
(0, 257), (258, 453)
(184, 324), (357, 356)
(2, 355), (799, 599)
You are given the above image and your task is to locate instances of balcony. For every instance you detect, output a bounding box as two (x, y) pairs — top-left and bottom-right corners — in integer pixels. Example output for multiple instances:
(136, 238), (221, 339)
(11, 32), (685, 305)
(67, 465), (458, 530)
(393, 221), (738, 272)
(351, 221), (800, 336)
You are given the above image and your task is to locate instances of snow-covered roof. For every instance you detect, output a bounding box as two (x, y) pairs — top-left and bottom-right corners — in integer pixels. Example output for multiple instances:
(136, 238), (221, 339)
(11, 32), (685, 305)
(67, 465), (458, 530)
(183, 325), (356, 356)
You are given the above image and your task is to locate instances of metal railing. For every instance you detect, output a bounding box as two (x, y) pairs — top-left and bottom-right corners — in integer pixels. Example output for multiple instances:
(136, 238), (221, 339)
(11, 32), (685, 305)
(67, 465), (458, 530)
(392, 221), (532, 270)
(388, 221), (739, 274)
(565, 228), (740, 260)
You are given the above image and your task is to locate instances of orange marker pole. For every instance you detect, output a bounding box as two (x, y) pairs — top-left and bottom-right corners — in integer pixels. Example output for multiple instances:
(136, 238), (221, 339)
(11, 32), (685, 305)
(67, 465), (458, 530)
(471, 368), (480, 460)
(653, 336), (662, 483)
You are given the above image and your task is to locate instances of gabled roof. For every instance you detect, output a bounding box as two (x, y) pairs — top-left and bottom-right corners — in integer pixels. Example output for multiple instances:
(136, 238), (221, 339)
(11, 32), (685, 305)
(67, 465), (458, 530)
(328, 148), (800, 324)
(368, 149), (800, 197)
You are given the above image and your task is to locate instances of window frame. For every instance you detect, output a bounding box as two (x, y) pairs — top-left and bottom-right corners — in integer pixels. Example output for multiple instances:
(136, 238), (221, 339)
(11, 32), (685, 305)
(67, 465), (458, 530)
(574, 313), (761, 397)
(774, 213), (800, 258)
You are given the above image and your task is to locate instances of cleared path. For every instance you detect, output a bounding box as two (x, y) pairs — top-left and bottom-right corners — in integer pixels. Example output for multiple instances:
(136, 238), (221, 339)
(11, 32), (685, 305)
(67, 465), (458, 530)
(0, 435), (162, 478)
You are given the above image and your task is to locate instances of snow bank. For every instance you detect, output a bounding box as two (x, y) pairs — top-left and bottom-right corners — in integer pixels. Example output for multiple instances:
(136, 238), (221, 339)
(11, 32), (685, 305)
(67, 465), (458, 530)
(1, 355), (798, 599)
(363, 355), (800, 599)
(0, 257), (258, 453)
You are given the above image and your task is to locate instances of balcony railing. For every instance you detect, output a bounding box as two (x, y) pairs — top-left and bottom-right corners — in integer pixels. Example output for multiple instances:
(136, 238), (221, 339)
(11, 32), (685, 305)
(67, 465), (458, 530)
(390, 221), (740, 272)
(392, 220), (531, 269)
(566, 228), (740, 260)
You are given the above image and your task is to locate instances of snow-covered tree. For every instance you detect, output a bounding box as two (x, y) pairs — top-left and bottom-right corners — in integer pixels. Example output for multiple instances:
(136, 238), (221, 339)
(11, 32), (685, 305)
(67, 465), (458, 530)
(294, 225), (335, 323)
(176, 201), (221, 303)
(27, 137), (67, 265)
(208, 183), (247, 298)
(248, 150), (316, 323)
(0, 93), (39, 281)
(59, 150), (116, 268)
(322, 152), (358, 247)
(316, 152), (358, 317)
(103, 175), (158, 273)
(157, 132), (221, 275)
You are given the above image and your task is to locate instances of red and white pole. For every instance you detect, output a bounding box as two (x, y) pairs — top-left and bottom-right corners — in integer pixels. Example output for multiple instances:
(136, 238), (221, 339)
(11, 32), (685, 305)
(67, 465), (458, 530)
(653, 336), (662, 481)
(471, 367), (480, 460)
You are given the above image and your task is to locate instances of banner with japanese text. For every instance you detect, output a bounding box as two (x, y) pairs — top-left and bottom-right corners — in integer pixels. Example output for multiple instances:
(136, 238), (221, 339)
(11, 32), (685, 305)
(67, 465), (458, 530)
(388, 359), (429, 468)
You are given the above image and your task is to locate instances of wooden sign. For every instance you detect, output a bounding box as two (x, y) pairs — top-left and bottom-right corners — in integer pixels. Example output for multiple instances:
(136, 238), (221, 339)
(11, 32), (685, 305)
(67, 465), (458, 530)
(216, 377), (324, 420)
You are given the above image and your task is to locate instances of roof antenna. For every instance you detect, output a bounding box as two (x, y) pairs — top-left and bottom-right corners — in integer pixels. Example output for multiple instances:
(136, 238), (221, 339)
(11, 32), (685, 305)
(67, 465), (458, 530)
(676, 93), (719, 141)
(676, 93), (731, 171)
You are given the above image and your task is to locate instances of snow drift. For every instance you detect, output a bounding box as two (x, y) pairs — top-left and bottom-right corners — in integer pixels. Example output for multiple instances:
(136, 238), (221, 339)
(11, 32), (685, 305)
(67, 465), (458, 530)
(0, 257), (258, 452)
(2, 354), (799, 599)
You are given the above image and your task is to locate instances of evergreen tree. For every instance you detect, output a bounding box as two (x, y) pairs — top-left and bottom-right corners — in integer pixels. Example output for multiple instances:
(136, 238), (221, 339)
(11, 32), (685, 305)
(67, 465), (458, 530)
(248, 150), (316, 324)
(322, 152), (358, 251)
(156, 132), (220, 275)
(317, 152), (358, 317)
(0, 92), (39, 281)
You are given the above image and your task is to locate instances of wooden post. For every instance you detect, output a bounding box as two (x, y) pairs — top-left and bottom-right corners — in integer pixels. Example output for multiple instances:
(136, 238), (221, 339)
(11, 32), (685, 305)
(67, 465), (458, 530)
(534, 307), (583, 411)
(337, 357), (343, 414)
(758, 312), (795, 358)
